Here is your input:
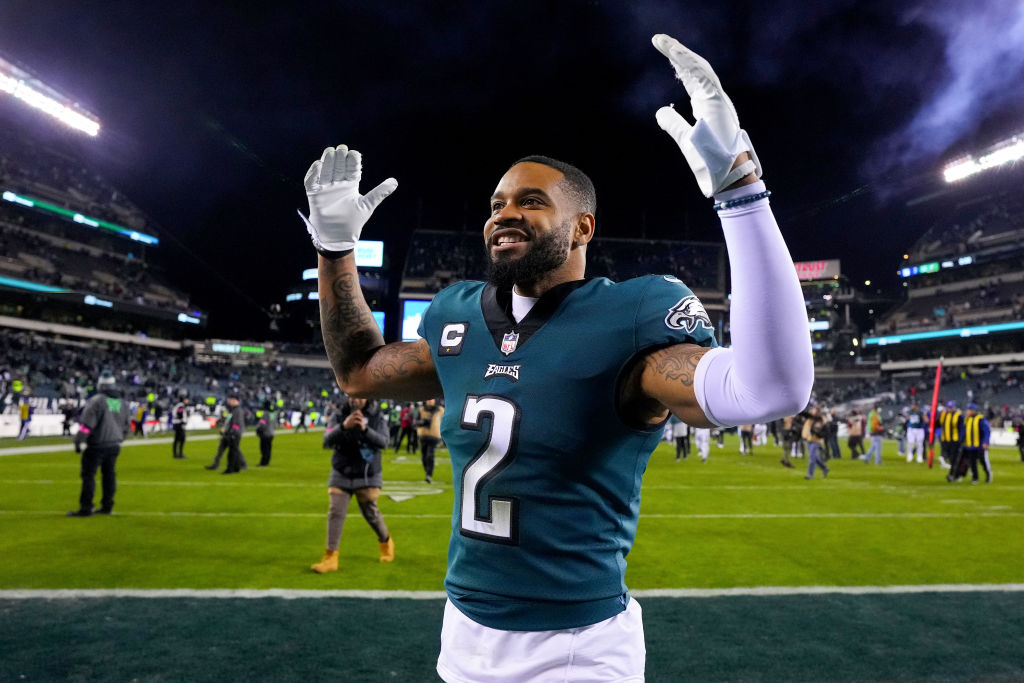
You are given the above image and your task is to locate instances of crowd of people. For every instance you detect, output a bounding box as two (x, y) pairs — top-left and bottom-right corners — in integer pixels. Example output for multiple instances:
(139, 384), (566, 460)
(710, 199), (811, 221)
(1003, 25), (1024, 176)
(400, 229), (725, 295)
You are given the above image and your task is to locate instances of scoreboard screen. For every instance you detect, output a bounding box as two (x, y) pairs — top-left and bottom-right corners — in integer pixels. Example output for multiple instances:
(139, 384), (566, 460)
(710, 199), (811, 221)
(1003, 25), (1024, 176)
(401, 299), (431, 341)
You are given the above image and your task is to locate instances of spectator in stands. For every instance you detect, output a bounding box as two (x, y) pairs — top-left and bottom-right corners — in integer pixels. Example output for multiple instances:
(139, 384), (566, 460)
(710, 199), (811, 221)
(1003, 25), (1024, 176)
(311, 396), (394, 573)
(68, 374), (130, 517)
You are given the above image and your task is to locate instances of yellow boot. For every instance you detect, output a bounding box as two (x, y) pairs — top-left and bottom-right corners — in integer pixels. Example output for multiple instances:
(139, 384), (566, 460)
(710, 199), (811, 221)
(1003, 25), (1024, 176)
(311, 549), (339, 573)
(379, 536), (395, 563)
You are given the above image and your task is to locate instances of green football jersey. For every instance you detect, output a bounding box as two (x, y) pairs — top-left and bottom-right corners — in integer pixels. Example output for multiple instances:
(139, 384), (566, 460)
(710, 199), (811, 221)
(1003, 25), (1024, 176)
(419, 275), (717, 631)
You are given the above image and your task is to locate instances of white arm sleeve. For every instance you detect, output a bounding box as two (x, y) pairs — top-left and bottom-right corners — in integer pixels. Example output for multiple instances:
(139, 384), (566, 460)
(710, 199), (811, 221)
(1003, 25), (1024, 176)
(692, 181), (814, 427)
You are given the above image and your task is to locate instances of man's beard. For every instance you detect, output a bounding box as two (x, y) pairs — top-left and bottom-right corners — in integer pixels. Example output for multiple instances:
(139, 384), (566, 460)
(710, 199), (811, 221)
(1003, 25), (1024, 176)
(485, 222), (572, 290)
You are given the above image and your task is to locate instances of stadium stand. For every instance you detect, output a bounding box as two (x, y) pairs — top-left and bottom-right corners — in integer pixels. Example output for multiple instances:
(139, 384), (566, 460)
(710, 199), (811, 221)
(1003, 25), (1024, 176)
(0, 115), (204, 338)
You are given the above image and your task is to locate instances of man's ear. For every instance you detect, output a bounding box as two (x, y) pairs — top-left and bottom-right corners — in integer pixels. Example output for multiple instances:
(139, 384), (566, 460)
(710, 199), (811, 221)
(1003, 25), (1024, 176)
(573, 213), (596, 247)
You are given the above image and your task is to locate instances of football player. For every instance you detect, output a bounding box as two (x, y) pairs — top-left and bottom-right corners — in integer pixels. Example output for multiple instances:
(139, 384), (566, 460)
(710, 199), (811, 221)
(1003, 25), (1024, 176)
(301, 34), (813, 682)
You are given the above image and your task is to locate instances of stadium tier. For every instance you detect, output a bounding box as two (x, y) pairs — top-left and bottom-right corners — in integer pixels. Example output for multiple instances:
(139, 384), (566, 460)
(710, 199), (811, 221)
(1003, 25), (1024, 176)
(0, 112), (204, 337)
(867, 160), (1024, 369)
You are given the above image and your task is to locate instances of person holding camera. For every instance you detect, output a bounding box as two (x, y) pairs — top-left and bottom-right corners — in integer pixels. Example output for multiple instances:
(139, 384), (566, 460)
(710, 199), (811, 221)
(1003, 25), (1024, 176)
(311, 395), (394, 573)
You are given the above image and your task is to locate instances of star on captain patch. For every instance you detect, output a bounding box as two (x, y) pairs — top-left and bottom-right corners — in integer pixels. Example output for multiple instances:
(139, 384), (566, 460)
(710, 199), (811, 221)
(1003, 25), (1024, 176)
(500, 331), (519, 355)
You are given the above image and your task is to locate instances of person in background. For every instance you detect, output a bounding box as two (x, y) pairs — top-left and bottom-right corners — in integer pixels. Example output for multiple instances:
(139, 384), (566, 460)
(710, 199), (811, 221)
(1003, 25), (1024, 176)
(669, 414), (690, 461)
(17, 399), (32, 440)
(133, 401), (148, 438)
(220, 395), (247, 474)
(941, 400), (965, 478)
(61, 401), (75, 437)
(171, 395), (189, 459)
(865, 406), (883, 465)
(824, 408), (841, 459)
(417, 398), (444, 483)
(779, 415), (796, 469)
(802, 405), (829, 480)
(905, 402), (926, 464)
(739, 424), (754, 455)
(68, 374), (130, 517)
(311, 395), (394, 573)
(960, 402), (992, 484)
(847, 409), (865, 459)
(256, 403), (276, 467)
(694, 427), (711, 463)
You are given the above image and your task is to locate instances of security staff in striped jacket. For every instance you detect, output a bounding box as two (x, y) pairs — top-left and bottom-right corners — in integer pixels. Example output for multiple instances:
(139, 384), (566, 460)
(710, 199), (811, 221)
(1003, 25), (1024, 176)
(960, 402), (992, 484)
(941, 400), (964, 478)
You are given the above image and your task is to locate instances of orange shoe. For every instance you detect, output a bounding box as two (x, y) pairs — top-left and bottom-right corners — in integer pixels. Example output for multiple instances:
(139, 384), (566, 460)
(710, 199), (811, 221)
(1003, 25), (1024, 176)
(311, 549), (339, 573)
(379, 536), (395, 563)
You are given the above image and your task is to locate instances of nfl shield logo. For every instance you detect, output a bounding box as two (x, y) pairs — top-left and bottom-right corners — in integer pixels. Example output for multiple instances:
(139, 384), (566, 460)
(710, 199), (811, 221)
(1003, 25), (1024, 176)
(500, 331), (519, 355)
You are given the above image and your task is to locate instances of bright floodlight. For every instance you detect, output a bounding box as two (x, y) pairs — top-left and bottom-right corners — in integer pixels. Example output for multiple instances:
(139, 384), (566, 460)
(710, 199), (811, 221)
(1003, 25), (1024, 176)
(0, 55), (100, 136)
(944, 134), (1024, 183)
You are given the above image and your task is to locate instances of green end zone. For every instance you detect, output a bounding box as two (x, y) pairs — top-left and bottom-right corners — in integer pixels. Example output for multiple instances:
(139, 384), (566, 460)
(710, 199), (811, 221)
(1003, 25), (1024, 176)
(1, 431), (1023, 680)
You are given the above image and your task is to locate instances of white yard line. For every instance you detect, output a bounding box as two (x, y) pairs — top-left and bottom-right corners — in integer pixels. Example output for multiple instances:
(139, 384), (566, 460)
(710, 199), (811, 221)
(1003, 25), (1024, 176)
(0, 429), (323, 457)
(0, 509), (1020, 519)
(3, 584), (1024, 600)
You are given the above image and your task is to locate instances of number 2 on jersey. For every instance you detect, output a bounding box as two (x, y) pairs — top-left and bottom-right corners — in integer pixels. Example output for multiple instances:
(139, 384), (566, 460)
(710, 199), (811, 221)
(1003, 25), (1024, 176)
(460, 395), (520, 545)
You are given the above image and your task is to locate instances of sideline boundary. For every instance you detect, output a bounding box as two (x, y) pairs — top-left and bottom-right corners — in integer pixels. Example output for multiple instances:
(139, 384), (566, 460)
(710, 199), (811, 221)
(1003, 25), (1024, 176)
(4, 583), (1024, 600)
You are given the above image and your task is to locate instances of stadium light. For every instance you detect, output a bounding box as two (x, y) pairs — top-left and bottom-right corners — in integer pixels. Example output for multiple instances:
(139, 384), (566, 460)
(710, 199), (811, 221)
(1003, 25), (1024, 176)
(943, 135), (1024, 183)
(0, 56), (100, 136)
(864, 320), (1024, 346)
(2, 189), (158, 245)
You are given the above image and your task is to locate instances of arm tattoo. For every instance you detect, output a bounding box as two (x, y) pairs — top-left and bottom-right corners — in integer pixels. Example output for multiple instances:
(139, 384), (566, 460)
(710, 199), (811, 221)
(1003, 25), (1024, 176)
(368, 343), (431, 383)
(646, 346), (710, 387)
(320, 270), (383, 382)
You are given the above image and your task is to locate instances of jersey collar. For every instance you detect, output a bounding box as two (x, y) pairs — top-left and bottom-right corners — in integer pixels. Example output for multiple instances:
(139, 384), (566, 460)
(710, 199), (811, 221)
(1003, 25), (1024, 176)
(481, 279), (589, 353)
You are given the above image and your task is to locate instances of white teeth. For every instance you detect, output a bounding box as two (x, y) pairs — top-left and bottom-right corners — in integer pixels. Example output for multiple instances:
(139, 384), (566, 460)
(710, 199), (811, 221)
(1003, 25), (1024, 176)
(496, 235), (524, 246)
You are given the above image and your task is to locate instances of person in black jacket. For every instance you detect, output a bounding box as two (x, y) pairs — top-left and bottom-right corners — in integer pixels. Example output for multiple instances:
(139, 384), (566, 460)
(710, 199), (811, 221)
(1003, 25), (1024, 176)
(171, 396), (189, 459)
(311, 396), (394, 573)
(68, 374), (131, 517)
(256, 404), (276, 467)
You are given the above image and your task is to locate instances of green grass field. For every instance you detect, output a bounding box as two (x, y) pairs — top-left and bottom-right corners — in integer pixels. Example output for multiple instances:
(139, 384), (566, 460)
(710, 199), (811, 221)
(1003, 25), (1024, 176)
(2, 430), (1023, 681)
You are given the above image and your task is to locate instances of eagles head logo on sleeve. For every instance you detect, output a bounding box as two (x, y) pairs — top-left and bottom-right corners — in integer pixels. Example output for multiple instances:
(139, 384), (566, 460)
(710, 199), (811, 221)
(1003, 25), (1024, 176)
(665, 295), (713, 334)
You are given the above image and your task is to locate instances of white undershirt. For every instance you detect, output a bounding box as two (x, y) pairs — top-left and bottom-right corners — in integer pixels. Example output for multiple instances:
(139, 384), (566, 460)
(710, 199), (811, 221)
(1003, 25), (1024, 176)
(511, 287), (538, 323)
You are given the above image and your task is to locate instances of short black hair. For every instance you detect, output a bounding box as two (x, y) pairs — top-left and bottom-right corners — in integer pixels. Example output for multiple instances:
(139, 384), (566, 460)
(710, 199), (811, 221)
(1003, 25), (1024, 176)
(513, 155), (596, 216)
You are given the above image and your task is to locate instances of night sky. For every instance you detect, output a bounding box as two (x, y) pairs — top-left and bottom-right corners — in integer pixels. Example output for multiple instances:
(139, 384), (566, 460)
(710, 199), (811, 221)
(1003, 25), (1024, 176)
(2, 1), (1023, 338)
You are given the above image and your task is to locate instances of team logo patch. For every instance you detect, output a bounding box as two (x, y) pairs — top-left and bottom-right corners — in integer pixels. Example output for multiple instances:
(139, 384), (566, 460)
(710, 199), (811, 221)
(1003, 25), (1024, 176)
(439, 322), (468, 356)
(484, 364), (521, 382)
(500, 331), (519, 355)
(665, 295), (712, 334)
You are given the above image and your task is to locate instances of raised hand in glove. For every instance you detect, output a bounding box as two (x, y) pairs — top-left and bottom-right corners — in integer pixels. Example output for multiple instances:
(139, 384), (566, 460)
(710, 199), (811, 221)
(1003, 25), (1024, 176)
(652, 34), (762, 197)
(300, 145), (398, 257)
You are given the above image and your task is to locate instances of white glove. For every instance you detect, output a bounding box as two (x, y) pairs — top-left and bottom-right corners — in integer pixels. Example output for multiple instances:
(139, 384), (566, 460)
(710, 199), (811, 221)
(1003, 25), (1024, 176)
(300, 144), (397, 254)
(652, 34), (761, 197)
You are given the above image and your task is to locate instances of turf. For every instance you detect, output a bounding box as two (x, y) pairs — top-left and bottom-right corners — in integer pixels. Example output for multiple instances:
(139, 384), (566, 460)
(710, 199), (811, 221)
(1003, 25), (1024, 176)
(2, 431), (1023, 681)
(2, 431), (1020, 590)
